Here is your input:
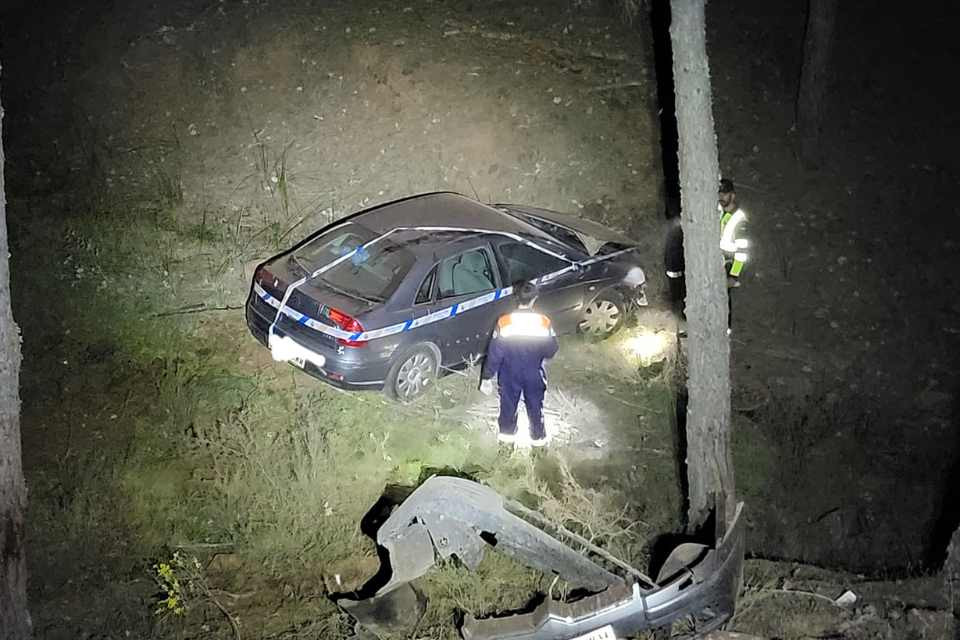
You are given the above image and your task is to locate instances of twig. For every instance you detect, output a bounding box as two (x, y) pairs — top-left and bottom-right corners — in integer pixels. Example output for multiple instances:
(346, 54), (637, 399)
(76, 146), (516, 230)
(548, 574), (560, 600)
(208, 592), (242, 640)
(506, 498), (656, 588)
(438, 364), (471, 377)
(586, 50), (629, 62)
(588, 81), (645, 92)
(154, 303), (242, 317)
(745, 587), (845, 608)
(210, 588), (256, 600)
(175, 542), (236, 551)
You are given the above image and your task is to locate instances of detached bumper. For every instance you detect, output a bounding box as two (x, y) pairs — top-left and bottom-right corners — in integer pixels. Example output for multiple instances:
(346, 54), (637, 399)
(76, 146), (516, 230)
(335, 476), (745, 640)
(464, 504), (745, 639)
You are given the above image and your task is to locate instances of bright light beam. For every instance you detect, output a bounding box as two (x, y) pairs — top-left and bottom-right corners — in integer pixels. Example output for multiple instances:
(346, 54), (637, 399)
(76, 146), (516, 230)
(622, 332), (669, 362)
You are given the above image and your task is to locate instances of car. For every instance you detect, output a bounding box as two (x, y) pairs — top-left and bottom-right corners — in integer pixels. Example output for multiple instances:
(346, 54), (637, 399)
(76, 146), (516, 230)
(245, 192), (648, 402)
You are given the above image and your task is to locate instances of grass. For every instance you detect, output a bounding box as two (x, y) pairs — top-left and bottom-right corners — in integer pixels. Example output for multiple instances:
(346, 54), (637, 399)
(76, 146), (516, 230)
(417, 554), (546, 638)
(11, 174), (679, 638)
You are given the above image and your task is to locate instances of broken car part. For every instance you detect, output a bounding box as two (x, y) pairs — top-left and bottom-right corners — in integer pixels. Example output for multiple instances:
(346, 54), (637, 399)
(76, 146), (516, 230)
(335, 476), (745, 640)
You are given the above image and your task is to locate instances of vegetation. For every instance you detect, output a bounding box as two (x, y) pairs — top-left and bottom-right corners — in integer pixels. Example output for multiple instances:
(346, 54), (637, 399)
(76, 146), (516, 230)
(11, 165), (679, 637)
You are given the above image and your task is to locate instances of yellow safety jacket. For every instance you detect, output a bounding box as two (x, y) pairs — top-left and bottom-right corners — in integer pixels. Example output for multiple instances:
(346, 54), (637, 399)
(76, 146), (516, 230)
(719, 207), (749, 278)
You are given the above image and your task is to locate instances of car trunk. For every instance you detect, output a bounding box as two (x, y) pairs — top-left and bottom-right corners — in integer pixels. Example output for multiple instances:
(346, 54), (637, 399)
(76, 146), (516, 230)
(258, 255), (380, 345)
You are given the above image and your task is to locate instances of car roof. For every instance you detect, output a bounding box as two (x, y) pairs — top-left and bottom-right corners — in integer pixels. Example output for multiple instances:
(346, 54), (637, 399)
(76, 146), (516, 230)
(351, 192), (552, 245)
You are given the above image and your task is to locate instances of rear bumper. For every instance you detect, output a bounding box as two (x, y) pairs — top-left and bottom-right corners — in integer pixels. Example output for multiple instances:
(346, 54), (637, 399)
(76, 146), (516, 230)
(335, 476), (745, 640)
(464, 505), (744, 639)
(245, 294), (390, 390)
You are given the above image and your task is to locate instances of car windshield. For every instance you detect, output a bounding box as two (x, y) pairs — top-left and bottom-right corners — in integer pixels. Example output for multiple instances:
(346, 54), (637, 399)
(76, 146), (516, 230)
(520, 215), (588, 254)
(514, 231), (580, 261)
(292, 223), (416, 302)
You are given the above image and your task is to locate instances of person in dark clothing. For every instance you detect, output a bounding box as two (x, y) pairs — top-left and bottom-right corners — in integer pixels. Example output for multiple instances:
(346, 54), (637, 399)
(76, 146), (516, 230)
(663, 178), (749, 330)
(664, 215), (686, 318)
(479, 282), (559, 447)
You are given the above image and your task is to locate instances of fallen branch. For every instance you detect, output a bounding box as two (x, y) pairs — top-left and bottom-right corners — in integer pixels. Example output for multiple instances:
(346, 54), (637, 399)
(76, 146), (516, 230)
(745, 587), (845, 608)
(507, 497), (656, 589)
(588, 81), (646, 92)
(154, 303), (242, 317)
(174, 542), (236, 551)
(210, 588), (256, 600)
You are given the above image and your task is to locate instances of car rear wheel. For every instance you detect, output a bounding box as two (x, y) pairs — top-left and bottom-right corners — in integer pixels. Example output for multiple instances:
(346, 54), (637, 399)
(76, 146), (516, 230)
(386, 344), (440, 403)
(578, 291), (625, 338)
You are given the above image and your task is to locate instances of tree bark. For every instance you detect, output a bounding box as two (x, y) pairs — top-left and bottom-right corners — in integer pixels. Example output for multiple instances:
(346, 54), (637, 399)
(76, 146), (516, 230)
(945, 522), (960, 639)
(668, 0), (735, 529)
(796, 0), (838, 166)
(0, 62), (31, 640)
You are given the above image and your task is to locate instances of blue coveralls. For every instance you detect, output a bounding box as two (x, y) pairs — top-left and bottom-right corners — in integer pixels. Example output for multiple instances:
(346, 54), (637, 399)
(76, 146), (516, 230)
(481, 310), (559, 442)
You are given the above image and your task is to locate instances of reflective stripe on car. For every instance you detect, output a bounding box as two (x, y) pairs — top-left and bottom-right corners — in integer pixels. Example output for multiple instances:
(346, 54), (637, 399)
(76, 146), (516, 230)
(262, 225), (641, 344)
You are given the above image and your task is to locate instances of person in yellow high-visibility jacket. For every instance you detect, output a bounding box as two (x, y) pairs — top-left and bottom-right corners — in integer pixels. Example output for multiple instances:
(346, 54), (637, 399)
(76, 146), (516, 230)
(663, 178), (750, 329)
(718, 178), (749, 328)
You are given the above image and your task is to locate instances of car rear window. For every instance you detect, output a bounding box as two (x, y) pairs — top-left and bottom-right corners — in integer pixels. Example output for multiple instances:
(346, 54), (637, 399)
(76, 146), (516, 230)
(292, 224), (416, 302)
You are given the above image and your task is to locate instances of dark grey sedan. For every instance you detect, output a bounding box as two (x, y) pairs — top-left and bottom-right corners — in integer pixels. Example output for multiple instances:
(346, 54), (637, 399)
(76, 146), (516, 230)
(245, 192), (647, 401)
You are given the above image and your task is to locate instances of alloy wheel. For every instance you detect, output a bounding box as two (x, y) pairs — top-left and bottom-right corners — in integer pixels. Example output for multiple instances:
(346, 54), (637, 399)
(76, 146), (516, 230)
(395, 351), (435, 401)
(579, 298), (622, 336)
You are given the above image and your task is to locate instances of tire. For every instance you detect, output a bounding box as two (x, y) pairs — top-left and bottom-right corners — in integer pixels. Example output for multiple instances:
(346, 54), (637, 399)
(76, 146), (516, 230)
(578, 290), (626, 338)
(385, 343), (440, 403)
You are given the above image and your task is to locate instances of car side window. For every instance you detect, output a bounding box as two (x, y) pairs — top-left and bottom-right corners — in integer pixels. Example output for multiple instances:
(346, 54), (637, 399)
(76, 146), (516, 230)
(437, 248), (496, 299)
(495, 241), (569, 284)
(415, 266), (437, 305)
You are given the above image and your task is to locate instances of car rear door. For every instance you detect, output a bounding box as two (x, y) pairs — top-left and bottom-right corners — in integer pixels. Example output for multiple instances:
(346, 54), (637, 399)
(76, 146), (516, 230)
(425, 244), (506, 366)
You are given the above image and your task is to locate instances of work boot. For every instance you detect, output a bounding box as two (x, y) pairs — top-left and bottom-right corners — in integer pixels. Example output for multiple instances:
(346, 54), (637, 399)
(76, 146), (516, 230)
(529, 435), (549, 459)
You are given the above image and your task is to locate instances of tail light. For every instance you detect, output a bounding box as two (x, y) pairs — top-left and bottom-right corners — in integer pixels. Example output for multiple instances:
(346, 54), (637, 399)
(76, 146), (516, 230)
(327, 308), (367, 348)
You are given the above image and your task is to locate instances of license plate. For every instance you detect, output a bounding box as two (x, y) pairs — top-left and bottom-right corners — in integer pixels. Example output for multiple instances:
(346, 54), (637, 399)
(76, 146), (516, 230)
(572, 625), (617, 640)
(268, 334), (323, 368)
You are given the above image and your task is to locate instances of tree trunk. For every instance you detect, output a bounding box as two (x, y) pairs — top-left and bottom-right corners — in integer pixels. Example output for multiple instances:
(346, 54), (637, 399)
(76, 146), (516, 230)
(0, 62), (31, 640)
(668, 0), (735, 529)
(945, 522), (960, 639)
(796, 0), (837, 166)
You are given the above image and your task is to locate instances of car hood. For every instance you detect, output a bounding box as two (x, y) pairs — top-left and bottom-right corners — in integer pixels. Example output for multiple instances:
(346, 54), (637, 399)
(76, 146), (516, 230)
(496, 204), (637, 256)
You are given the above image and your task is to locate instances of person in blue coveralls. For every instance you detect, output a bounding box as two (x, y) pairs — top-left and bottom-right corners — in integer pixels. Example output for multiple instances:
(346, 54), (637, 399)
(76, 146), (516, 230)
(479, 282), (559, 448)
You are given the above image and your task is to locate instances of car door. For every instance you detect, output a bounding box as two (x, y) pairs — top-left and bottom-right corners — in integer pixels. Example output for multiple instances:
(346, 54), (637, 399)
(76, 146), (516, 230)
(491, 238), (586, 333)
(427, 244), (505, 366)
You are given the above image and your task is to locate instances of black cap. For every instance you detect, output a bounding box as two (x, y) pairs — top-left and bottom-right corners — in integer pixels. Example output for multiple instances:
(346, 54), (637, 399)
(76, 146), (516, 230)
(719, 178), (735, 194)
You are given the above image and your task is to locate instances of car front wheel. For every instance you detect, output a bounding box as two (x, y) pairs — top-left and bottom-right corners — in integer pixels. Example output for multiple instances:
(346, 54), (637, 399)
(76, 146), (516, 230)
(578, 291), (625, 338)
(386, 343), (440, 403)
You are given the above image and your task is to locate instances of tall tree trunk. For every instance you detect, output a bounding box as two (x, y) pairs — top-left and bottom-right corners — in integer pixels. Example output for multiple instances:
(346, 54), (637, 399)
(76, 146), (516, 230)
(0, 62), (31, 640)
(669, 0), (735, 529)
(796, 0), (837, 166)
(946, 523), (960, 639)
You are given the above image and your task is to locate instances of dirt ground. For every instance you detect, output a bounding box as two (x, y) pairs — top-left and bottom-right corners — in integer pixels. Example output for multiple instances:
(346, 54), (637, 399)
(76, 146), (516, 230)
(2, 0), (959, 638)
